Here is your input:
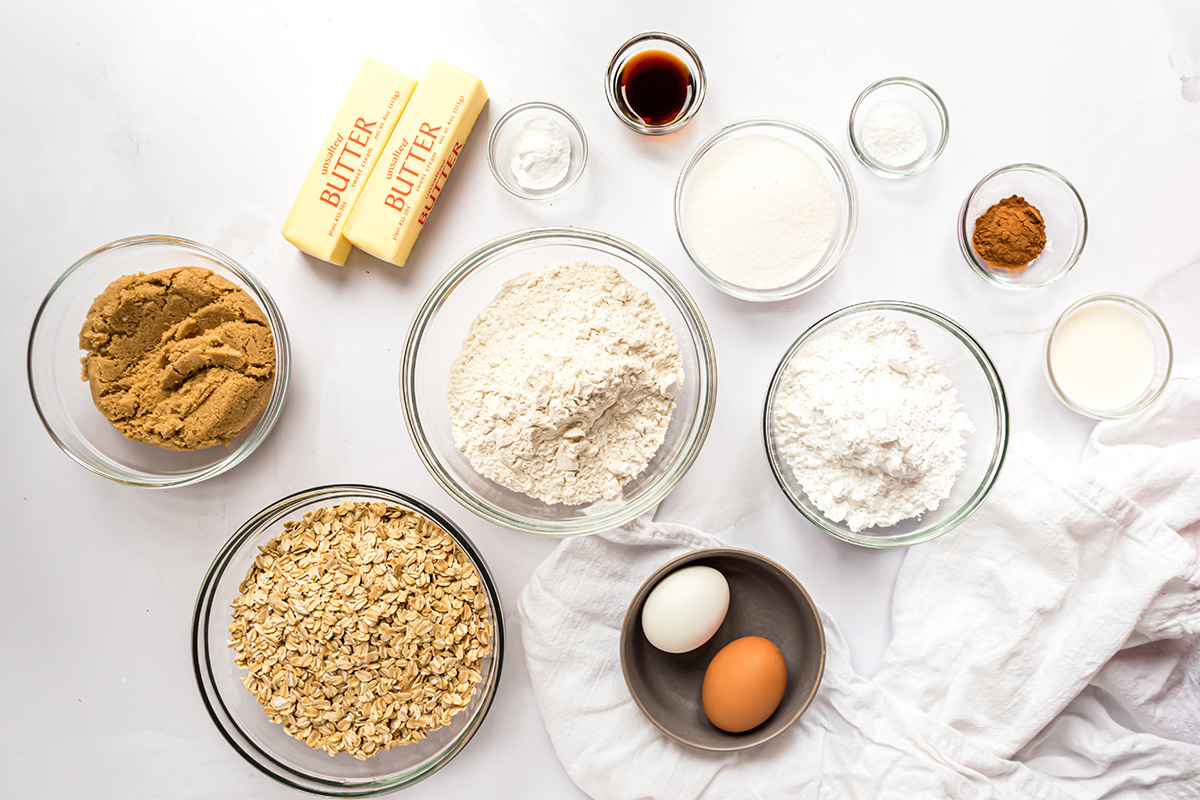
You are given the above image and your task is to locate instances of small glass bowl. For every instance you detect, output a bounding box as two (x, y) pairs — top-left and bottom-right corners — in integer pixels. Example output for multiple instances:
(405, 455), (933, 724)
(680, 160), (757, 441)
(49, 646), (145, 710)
(674, 118), (859, 302)
(192, 484), (504, 796)
(487, 101), (588, 201)
(764, 301), (1009, 548)
(1045, 293), (1173, 420)
(27, 235), (289, 487)
(847, 76), (949, 178)
(605, 31), (707, 135)
(958, 164), (1087, 289)
(401, 227), (716, 537)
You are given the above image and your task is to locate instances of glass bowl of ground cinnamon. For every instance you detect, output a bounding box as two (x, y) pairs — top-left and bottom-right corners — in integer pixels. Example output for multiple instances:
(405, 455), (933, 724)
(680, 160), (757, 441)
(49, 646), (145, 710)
(957, 164), (1087, 289)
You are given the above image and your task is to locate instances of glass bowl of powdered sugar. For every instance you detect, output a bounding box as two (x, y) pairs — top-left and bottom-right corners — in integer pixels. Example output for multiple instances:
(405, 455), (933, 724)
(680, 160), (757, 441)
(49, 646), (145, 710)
(763, 301), (1009, 548)
(402, 226), (716, 537)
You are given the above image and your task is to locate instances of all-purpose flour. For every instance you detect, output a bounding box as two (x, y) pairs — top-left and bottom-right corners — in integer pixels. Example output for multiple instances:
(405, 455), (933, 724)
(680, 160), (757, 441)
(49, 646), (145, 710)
(448, 262), (683, 505)
(773, 316), (974, 531)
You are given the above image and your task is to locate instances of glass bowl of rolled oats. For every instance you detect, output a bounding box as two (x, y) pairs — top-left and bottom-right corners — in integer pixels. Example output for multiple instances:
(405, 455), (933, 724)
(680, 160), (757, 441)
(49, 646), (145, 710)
(192, 484), (503, 796)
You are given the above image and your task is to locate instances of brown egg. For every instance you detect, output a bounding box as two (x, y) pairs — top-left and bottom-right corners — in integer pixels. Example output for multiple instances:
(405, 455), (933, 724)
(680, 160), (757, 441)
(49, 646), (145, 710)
(701, 636), (788, 733)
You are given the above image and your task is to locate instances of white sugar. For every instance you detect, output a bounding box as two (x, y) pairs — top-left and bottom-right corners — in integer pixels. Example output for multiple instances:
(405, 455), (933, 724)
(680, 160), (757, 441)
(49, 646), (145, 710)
(683, 135), (836, 290)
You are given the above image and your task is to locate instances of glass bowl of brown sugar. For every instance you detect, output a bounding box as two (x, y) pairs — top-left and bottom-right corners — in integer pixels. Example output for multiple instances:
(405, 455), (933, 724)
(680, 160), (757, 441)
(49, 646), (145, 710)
(27, 235), (290, 487)
(957, 163), (1087, 289)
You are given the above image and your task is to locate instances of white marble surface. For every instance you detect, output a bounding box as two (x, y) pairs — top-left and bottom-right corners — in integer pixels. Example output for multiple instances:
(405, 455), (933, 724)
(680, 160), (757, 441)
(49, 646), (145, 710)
(2, 1), (1198, 797)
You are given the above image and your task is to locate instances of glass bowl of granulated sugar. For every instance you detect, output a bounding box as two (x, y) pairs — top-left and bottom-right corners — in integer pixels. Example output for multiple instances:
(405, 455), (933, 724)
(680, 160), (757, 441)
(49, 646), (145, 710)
(763, 301), (1009, 548)
(674, 117), (858, 302)
(401, 226), (717, 537)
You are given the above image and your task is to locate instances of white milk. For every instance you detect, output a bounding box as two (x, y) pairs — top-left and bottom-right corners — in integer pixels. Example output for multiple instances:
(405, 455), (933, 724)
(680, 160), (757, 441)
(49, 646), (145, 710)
(1049, 303), (1156, 411)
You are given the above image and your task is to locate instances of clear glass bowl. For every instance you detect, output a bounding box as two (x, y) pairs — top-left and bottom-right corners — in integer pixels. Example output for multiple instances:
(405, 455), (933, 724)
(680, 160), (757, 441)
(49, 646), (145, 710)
(192, 484), (504, 796)
(487, 101), (588, 201)
(847, 76), (949, 178)
(763, 301), (1009, 548)
(605, 31), (707, 135)
(26, 235), (289, 487)
(958, 164), (1087, 289)
(674, 117), (859, 302)
(401, 227), (717, 537)
(1045, 293), (1173, 420)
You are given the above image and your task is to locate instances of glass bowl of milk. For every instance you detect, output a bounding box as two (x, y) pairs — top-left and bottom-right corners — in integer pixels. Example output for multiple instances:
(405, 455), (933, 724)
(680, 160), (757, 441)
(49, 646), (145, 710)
(1045, 293), (1173, 419)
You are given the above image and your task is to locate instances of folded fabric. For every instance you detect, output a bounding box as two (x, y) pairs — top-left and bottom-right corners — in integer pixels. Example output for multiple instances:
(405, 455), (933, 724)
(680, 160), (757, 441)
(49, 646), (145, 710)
(1016, 367), (1200, 798)
(874, 434), (1200, 760)
(518, 368), (1200, 799)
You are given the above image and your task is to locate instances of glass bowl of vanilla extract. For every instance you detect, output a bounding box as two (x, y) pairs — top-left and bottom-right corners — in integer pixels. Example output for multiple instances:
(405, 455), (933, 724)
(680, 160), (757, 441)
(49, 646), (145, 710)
(605, 32), (707, 135)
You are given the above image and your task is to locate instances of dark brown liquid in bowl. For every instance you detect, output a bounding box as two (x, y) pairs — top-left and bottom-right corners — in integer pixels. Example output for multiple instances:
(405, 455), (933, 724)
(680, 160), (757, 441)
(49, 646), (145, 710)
(619, 50), (694, 126)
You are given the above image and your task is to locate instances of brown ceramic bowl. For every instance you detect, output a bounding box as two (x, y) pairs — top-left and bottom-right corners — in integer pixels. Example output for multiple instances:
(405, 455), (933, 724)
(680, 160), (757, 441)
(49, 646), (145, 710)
(619, 548), (825, 750)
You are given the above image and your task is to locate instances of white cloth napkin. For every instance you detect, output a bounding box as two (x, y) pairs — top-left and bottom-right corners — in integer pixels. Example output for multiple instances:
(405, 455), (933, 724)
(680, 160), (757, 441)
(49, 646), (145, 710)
(518, 368), (1200, 799)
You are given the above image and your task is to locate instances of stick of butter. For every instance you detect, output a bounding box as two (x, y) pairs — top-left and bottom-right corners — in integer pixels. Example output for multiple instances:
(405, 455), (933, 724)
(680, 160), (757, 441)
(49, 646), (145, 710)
(344, 60), (488, 267)
(282, 58), (417, 265)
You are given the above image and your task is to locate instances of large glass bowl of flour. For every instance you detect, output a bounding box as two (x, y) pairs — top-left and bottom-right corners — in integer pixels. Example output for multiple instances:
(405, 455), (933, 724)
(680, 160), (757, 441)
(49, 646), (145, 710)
(763, 301), (1009, 547)
(402, 227), (717, 537)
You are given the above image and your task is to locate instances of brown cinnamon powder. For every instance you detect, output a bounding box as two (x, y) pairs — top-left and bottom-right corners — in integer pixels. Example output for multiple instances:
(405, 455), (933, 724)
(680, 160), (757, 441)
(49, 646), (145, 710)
(971, 195), (1047, 270)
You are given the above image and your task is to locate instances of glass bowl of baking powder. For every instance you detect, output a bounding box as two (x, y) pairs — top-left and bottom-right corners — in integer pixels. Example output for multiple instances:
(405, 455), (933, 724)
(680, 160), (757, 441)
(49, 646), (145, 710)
(487, 101), (588, 201)
(763, 301), (1009, 548)
(401, 226), (717, 537)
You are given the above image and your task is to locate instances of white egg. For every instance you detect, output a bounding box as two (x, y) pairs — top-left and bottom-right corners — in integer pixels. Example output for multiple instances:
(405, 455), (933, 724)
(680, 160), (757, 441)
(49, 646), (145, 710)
(640, 565), (730, 653)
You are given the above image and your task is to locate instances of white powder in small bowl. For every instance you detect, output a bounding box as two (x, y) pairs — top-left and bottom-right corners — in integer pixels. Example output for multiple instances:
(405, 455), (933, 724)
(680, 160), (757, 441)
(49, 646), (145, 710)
(509, 118), (572, 191)
(682, 134), (836, 291)
(860, 100), (927, 168)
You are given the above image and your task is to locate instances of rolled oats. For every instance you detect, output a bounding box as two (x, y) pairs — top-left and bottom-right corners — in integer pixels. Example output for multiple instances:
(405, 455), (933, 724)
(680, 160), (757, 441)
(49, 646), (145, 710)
(227, 501), (491, 760)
